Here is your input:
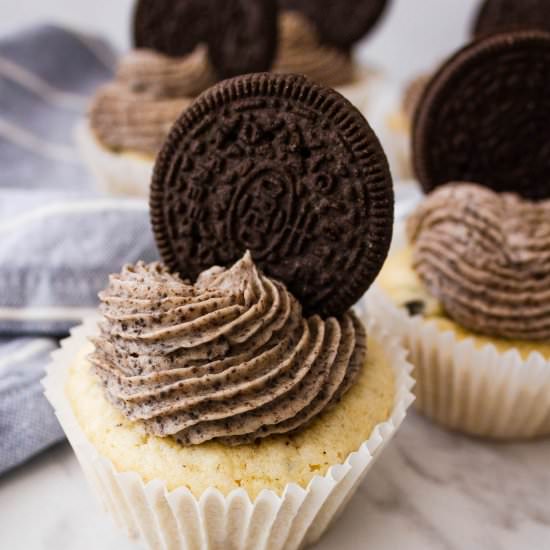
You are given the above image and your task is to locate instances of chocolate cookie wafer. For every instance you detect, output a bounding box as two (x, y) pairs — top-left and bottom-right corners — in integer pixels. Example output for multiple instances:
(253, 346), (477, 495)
(133, 0), (210, 58)
(134, 0), (278, 77)
(150, 73), (393, 318)
(279, 0), (390, 49)
(473, 0), (550, 38)
(208, 0), (278, 79)
(413, 31), (550, 201)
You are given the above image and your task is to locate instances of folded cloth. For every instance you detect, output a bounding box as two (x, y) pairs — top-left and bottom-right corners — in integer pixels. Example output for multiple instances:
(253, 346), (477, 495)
(0, 25), (158, 475)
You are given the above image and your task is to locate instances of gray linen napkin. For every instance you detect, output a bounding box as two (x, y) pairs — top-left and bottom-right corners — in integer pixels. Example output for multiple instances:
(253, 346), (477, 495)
(0, 25), (158, 475)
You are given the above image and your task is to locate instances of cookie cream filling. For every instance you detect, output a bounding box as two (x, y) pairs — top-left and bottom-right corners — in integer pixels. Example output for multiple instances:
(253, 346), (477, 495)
(408, 183), (550, 340)
(273, 11), (355, 88)
(89, 252), (366, 446)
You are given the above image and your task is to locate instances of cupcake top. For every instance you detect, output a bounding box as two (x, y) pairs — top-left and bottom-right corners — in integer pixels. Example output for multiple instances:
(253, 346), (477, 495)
(90, 253), (366, 445)
(273, 12), (355, 88)
(88, 0), (278, 157)
(408, 183), (550, 341)
(90, 72), (394, 446)
(407, 32), (550, 341)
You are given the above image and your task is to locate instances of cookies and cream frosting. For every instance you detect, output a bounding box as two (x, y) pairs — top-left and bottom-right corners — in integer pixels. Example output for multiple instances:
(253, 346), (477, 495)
(88, 46), (215, 156)
(273, 12), (355, 88)
(408, 183), (550, 340)
(89, 252), (366, 446)
(116, 45), (215, 99)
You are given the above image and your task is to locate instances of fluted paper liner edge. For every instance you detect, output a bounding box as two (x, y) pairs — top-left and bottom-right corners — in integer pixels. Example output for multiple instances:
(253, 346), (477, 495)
(369, 286), (550, 440)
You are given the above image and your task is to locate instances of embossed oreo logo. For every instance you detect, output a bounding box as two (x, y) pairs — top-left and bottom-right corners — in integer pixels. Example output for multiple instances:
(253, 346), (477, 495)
(231, 168), (293, 253)
(151, 74), (393, 317)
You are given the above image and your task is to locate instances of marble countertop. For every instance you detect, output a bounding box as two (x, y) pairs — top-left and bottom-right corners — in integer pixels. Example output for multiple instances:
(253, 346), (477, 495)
(1, 410), (549, 550)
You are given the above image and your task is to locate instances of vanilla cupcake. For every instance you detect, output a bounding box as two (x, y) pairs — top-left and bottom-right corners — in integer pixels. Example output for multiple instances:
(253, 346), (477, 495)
(374, 32), (550, 440)
(48, 73), (414, 549)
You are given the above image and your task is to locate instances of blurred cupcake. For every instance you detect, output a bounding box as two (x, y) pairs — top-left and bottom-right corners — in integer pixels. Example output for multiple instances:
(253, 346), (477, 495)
(374, 31), (550, 440)
(78, 0), (278, 197)
(273, 11), (390, 112)
(50, 73), (414, 549)
(78, 46), (215, 197)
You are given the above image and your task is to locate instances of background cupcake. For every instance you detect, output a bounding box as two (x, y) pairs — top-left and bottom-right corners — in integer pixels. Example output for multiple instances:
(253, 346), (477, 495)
(375, 31), (550, 439)
(274, 0), (392, 109)
(79, 0), (398, 197)
(78, 0), (278, 197)
(47, 73), (414, 549)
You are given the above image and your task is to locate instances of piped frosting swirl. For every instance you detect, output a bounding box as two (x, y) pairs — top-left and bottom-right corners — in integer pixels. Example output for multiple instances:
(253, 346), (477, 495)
(88, 46), (215, 156)
(116, 46), (216, 99)
(408, 183), (550, 340)
(273, 12), (355, 88)
(89, 253), (366, 446)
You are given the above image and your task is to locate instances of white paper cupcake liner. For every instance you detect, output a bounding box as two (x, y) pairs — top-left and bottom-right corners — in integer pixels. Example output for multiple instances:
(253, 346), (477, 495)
(76, 121), (154, 197)
(369, 286), (550, 440)
(43, 293), (414, 550)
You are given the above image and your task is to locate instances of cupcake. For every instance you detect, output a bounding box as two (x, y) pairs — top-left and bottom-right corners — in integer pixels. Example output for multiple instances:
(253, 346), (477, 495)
(79, 0), (395, 198)
(77, 46), (216, 197)
(375, 31), (550, 440)
(48, 73), (414, 549)
(78, 0), (278, 197)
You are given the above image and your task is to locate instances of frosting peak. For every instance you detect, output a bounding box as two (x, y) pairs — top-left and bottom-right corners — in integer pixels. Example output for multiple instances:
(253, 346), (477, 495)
(408, 183), (550, 340)
(274, 12), (355, 88)
(90, 253), (366, 446)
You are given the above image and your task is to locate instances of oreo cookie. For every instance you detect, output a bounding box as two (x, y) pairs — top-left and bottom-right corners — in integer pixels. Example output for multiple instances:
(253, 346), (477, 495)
(133, 0), (210, 58)
(150, 73), (394, 318)
(413, 31), (550, 201)
(279, 0), (390, 49)
(208, 0), (278, 79)
(473, 0), (550, 38)
(134, 0), (277, 77)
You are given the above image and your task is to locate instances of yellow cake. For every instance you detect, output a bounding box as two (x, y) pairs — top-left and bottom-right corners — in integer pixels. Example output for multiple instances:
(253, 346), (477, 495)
(67, 336), (395, 500)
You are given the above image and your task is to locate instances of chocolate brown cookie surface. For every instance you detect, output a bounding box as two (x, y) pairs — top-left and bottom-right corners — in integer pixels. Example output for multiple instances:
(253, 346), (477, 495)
(279, 0), (389, 49)
(208, 0), (278, 79)
(150, 73), (393, 318)
(133, 0), (210, 58)
(413, 31), (550, 201)
(473, 0), (550, 38)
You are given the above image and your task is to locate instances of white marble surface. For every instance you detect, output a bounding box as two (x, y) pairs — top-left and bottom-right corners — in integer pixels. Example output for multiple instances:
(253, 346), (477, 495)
(1, 410), (549, 550)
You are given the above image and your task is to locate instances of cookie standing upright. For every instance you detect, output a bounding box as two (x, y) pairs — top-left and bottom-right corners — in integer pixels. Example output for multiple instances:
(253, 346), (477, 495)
(151, 73), (394, 317)
(133, 0), (211, 57)
(208, 0), (279, 79)
(413, 31), (550, 200)
(279, 0), (390, 49)
(472, 0), (550, 38)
